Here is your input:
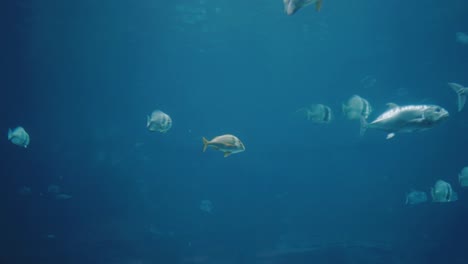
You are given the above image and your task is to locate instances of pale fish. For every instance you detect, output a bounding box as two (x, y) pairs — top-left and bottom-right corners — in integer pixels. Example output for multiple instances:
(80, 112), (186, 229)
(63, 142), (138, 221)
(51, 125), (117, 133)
(297, 104), (333, 124)
(405, 190), (428, 205)
(283, 0), (323, 16)
(342, 95), (373, 120)
(8, 126), (30, 148)
(360, 103), (449, 139)
(202, 134), (245, 158)
(147, 110), (172, 133)
(431, 180), (458, 203)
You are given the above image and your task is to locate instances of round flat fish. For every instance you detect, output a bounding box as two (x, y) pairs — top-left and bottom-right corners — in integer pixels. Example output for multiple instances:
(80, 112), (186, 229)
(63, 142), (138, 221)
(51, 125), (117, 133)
(298, 104), (333, 124)
(147, 110), (172, 133)
(8, 126), (30, 148)
(342, 95), (372, 120)
(431, 180), (457, 203)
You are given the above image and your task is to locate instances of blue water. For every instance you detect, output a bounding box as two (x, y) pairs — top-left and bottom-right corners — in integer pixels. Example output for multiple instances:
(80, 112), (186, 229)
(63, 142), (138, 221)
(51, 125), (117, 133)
(2, 0), (468, 263)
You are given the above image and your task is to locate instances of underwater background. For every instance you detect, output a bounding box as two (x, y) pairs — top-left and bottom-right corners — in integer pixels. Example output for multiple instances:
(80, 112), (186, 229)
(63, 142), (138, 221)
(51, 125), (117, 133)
(1, 0), (468, 263)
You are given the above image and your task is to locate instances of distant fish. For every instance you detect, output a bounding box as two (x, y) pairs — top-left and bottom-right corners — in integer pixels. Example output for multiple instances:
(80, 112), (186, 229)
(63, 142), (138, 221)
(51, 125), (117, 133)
(448, 82), (468, 112)
(8, 126), (30, 148)
(360, 103), (449, 139)
(47, 185), (61, 194)
(456, 32), (468, 45)
(202, 134), (245, 158)
(55, 194), (72, 200)
(342, 95), (372, 120)
(459, 167), (468, 187)
(200, 200), (213, 213)
(431, 180), (457, 203)
(297, 104), (333, 124)
(284, 0), (323, 16)
(18, 186), (32, 196)
(147, 110), (172, 133)
(405, 190), (428, 205)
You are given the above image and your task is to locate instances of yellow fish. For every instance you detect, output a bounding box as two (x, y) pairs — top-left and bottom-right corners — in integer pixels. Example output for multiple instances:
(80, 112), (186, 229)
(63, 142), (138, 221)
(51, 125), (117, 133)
(202, 134), (245, 158)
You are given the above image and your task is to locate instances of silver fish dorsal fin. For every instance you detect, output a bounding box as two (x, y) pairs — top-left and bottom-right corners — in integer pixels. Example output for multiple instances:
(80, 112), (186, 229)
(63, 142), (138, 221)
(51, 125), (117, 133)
(386, 103), (399, 109)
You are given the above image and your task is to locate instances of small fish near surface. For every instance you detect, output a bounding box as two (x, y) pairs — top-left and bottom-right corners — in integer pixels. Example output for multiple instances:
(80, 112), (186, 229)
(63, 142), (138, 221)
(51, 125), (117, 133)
(360, 103), (449, 139)
(284, 0), (323, 16)
(8, 126), (30, 148)
(448, 82), (468, 112)
(202, 134), (245, 158)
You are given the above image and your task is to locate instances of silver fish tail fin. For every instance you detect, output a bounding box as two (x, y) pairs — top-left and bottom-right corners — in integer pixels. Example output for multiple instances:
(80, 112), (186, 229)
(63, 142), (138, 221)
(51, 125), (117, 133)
(448, 82), (467, 112)
(7, 128), (12, 140)
(202, 137), (209, 152)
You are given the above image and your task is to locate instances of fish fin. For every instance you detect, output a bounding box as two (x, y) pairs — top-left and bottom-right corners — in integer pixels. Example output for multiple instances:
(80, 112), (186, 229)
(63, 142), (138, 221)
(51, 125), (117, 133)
(202, 137), (209, 152)
(386, 133), (395, 139)
(448, 83), (467, 111)
(386, 103), (399, 109)
(359, 116), (368, 136)
(224, 152), (232, 158)
(285, 1), (296, 15)
(315, 0), (323, 11)
(7, 128), (12, 140)
(146, 116), (150, 127)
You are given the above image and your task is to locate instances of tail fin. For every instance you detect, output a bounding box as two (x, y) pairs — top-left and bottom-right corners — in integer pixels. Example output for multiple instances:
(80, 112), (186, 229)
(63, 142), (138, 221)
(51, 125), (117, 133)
(7, 128), (12, 140)
(448, 82), (467, 112)
(359, 117), (368, 136)
(202, 137), (209, 152)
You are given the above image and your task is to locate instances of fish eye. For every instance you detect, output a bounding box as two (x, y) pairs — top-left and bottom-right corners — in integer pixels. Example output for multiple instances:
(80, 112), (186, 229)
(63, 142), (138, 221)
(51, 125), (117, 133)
(435, 108), (441, 112)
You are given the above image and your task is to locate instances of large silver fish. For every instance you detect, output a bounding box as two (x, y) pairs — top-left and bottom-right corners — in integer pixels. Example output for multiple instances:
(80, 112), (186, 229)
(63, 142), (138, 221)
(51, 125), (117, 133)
(283, 0), (323, 16)
(360, 103), (449, 139)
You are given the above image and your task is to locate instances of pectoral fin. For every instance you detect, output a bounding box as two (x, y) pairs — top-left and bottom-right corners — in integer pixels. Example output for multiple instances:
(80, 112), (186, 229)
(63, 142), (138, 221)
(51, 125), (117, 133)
(224, 152), (232, 158)
(386, 133), (395, 140)
(315, 0), (323, 11)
